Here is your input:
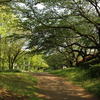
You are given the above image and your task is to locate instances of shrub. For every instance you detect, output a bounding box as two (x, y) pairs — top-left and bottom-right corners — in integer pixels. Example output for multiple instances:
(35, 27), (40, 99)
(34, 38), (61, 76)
(78, 58), (99, 68)
(88, 64), (100, 78)
(0, 69), (21, 73)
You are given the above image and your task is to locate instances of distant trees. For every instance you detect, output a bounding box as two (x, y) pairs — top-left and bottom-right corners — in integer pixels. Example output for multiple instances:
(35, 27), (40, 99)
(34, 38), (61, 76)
(0, 5), (27, 70)
(14, 53), (49, 71)
(44, 53), (69, 70)
(0, 1), (50, 71)
(31, 54), (49, 70)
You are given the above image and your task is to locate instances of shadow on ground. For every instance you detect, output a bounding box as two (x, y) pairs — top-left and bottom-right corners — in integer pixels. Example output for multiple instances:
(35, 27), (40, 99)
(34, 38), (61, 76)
(30, 72), (98, 100)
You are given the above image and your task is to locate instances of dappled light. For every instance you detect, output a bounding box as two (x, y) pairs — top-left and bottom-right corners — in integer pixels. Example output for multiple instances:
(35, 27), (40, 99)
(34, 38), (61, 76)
(0, 73), (41, 100)
(30, 72), (93, 100)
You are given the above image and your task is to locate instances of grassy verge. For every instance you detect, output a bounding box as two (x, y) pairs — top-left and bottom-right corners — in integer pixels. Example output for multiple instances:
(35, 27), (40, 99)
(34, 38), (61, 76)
(0, 72), (43, 100)
(50, 67), (100, 97)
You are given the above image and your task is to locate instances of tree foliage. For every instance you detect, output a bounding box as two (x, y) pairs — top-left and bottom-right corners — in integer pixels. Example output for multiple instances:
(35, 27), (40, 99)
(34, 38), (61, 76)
(31, 55), (49, 69)
(45, 53), (69, 69)
(7, 0), (100, 66)
(0, 5), (28, 70)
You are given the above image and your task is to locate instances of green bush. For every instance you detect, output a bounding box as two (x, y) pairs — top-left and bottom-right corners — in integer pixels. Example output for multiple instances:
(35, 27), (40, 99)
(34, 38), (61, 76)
(88, 64), (100, 78)
(88, 58), (100, 65)
(0, 69), (21, 73)
(78, 58), (99, 68)
(43, 67), (54, 72)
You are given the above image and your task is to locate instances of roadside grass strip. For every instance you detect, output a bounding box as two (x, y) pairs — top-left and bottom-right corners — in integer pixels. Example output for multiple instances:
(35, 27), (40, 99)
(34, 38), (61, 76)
(50, 67), (100, 97)
(0, 72), (43, 100)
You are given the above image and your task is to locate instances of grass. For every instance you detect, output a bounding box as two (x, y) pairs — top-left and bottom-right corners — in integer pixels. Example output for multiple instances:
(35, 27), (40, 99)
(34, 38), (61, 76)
(50, 67), (100, 97)
(0, 72), (43, 100)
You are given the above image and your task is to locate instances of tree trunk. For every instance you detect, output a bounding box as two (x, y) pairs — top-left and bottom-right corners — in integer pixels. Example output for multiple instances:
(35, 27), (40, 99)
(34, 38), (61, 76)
(0, 34), (2, 68)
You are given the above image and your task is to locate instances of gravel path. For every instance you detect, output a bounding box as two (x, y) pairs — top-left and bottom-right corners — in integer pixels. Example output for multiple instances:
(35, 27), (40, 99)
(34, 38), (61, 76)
(30, 72), (99, 100)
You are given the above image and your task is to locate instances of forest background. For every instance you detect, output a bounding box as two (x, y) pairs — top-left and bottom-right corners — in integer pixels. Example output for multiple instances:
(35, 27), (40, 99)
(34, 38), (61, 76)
(0, 0), (100, 73)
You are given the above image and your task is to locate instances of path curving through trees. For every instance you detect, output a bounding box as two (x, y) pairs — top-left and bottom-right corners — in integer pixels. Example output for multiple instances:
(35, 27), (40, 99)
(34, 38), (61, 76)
(30, 72), (98, 100)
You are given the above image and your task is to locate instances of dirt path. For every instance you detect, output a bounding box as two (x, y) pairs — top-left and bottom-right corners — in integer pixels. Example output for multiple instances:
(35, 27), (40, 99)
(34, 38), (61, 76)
(30, 72), (99, 100)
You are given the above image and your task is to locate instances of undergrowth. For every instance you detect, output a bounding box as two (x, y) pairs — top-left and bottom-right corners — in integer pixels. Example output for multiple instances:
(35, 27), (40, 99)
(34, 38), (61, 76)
(0, 72), (43, 100)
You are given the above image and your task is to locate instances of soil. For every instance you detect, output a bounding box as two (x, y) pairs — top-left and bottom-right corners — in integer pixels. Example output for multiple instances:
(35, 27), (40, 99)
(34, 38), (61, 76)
(30, 72), (100, 100)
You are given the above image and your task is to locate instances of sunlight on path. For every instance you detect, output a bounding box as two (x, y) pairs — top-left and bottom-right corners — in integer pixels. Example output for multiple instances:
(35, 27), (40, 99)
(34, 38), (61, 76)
(30, 72), (96, 100)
